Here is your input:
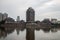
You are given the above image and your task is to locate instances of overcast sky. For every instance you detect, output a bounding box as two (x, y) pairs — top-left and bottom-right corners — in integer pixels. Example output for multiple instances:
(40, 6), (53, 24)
(0, 0), (60, 21)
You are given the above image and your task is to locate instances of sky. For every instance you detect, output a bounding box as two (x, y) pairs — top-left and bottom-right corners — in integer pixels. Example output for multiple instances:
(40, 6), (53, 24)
(0, 0), (60, 21)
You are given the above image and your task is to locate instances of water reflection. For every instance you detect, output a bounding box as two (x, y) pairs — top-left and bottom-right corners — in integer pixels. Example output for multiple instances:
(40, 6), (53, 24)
(0, 26), (60, 40)
(0, 27), (14, 38)
(26, 28), (35, 40)
(51, 28), (58, 32)
(16, 27), (25, 35)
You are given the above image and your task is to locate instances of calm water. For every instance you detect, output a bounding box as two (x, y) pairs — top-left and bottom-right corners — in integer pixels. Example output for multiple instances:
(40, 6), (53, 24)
(0, 28), (60, 40)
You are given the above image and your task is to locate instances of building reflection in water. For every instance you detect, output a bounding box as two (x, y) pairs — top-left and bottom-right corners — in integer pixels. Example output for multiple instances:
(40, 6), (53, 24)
(0, 25), (60, 40)
(42, 28), (51, 33)
(16, 27), (25, 35)
(26, 28), (35, 40)
(0, 29), (7, 38)
(51, 28), (58, 32)
(0, 26), (14, 38)
(16, 29), (20, 35)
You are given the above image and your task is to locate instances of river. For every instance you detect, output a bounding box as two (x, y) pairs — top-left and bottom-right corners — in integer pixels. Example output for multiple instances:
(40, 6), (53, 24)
(0, 28), (60, 40)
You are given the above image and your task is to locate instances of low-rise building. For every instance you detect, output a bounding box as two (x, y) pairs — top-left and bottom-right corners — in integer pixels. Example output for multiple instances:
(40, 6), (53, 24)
(5, 17), (15, 23)
(51, 19), (57, 24)
(57, 21), (60, 24)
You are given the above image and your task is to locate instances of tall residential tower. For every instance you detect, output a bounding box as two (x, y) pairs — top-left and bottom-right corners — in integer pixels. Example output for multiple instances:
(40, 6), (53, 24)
(26, 7), (35, 22)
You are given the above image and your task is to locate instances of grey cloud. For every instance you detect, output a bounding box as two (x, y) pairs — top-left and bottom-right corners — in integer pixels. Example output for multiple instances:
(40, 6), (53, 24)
(40, 4), (60, 14)
(0, 0), (60, 21)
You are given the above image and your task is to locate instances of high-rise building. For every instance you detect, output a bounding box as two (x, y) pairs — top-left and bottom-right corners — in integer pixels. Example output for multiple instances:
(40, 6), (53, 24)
(26, 7), (35, 22)
(2, 13), (8, 20)
(16, 16), (20, 22)
(0, 13), (3, 21)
